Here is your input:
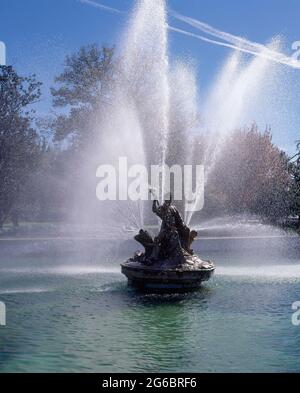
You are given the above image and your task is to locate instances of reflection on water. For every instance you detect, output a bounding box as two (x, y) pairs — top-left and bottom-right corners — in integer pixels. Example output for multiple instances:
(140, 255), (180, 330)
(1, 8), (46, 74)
(0, 237), (300, 372)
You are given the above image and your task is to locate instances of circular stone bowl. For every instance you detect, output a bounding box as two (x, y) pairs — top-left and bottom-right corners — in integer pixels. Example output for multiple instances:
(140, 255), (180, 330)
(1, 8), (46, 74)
(121, 257), (215, 293)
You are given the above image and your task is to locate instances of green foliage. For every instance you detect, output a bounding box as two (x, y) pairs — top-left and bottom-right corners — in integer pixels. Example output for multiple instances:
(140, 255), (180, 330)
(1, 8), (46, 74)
(204, 125), (293, 222)
(288, 141), (300, 227)
(0, 66), (42, 228)
(51, 44), (115, 147)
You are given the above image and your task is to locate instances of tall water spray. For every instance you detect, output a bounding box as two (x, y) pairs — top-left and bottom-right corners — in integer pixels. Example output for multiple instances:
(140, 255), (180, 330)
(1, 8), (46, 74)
(186, 40), (283, 226)
(122, 0), (170, 200)
(91, 0), (199, 236)
(84, 0), (173, 237)
(78, 0), (289, 237)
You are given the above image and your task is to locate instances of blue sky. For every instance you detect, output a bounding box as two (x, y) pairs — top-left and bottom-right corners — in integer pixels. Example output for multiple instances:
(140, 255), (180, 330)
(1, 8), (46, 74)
(0, 0), (299, 153)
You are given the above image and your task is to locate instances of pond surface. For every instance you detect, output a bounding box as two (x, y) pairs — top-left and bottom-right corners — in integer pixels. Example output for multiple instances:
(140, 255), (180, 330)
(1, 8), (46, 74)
(0, 236), (300, 372)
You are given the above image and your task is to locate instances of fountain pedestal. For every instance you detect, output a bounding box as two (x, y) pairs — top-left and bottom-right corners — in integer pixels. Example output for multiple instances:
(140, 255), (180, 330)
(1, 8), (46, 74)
(121, 254), (214, 293)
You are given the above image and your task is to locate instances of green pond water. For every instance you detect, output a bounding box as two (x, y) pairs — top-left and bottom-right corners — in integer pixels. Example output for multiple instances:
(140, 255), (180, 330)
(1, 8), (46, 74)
(0, 236), (300, 372)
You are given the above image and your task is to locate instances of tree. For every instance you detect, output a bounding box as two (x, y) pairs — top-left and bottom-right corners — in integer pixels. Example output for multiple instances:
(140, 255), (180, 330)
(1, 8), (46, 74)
(207, 125), (292, 222)
(289, 141), (300, 228)
(51, 44), (115, 149)
(0, 66), (42, 229)
(46, 45), (116, 224)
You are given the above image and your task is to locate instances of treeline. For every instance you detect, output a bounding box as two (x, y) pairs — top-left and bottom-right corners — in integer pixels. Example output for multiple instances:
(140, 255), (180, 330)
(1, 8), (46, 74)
(0, 45), (299, 231)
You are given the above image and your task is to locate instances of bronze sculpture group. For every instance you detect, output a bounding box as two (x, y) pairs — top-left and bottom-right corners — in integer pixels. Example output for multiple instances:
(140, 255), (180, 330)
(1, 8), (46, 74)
(134, 194), (198, 266)
(122, 193), (215, 292)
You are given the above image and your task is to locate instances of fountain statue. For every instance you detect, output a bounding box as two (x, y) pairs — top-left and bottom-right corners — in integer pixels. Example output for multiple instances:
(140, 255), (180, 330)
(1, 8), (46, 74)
(121, 193), (215, 292)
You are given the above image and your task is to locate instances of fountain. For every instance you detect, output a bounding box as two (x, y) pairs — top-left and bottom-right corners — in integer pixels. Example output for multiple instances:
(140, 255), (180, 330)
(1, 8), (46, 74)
(121, 195), (215, 293)
(78, 0), (172, 237)
(83, 0), (204, 238)
(74, 0), (292, 246)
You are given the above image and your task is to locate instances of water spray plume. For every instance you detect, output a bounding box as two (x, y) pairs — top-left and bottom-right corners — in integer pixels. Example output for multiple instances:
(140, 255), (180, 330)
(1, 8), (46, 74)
(76, 0), (295, 236)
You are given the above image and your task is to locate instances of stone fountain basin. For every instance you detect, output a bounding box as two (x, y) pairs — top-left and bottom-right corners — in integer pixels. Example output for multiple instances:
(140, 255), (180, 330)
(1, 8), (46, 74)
(121, 257), (215, 293)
